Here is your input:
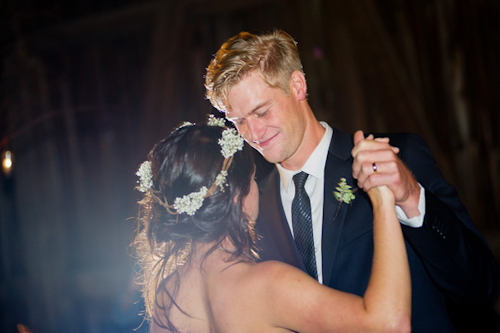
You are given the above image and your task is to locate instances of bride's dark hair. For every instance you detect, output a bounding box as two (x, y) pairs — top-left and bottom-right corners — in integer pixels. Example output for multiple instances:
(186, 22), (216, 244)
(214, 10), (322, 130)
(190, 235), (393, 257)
(133, 123), (256, 331)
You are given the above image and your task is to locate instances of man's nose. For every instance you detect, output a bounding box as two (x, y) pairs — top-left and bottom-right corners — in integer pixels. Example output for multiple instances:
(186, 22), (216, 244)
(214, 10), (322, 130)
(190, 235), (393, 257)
(246, 118), (264, 143)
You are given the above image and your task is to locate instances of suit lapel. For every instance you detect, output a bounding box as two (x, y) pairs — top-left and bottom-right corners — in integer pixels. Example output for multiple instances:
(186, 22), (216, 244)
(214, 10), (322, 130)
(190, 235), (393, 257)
(255, 169), (304, 269)
(321, 128), (356, 284)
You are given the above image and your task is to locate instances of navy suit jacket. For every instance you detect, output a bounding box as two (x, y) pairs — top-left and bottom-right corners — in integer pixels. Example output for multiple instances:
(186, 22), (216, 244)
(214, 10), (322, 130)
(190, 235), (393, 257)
(255, 127), (499, 332)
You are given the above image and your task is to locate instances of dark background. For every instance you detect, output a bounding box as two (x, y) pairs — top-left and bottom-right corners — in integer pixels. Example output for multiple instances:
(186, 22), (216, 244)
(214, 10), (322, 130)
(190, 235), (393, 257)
(1, 0), (499, 332)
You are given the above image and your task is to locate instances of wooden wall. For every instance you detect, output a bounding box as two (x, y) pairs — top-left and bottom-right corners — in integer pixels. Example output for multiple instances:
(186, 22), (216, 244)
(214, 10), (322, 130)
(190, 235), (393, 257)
(1, 0), (499, 331)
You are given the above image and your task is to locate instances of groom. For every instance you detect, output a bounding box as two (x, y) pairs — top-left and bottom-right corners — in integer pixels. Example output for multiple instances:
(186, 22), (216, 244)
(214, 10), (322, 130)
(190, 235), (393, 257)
(204, 29), (498, 332)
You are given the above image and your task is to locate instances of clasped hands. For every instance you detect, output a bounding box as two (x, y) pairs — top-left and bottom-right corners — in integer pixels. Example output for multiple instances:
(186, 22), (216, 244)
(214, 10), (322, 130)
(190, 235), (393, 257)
(351, 130), (421, 219)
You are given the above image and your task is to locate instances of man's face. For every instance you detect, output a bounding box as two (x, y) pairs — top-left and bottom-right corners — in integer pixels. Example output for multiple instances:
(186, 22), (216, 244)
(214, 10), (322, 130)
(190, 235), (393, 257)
(226, 71), (306, 166)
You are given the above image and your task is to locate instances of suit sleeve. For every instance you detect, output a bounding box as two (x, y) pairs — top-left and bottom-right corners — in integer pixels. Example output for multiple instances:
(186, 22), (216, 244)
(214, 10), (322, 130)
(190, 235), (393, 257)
(394, 133), (499, 303)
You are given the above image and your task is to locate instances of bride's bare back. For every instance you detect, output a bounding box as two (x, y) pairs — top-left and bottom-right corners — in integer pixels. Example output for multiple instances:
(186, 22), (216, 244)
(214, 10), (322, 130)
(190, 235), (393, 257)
(150, 245), (294, 333)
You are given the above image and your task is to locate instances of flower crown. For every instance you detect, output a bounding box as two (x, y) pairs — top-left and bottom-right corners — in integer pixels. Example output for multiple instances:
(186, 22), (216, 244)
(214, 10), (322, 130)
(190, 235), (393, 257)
(136, 114), (245, 216)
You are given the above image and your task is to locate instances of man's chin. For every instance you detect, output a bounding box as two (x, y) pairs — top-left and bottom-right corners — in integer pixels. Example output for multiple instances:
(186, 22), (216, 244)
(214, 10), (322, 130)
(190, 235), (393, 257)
(260, 152), (282, 164)
(251, 144), (284, 164)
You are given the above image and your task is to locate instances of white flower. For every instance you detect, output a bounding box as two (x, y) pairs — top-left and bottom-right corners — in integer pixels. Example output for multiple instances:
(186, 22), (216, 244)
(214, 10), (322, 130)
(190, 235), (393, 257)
(136, 161), (153, 192)
(218, 128), (244, 159)
(215, 170), (228, 192)
(173, 187), (208, 215)
(207, 114), (226, 127)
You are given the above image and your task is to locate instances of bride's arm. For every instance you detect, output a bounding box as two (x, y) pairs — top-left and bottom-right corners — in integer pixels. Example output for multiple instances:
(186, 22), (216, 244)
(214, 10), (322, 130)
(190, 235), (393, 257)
(363, 185), (411, 331)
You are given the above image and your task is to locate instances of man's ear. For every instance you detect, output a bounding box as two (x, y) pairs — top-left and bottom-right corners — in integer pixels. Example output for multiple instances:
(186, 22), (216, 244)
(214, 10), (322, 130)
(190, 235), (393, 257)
(290, 70), (307, 101)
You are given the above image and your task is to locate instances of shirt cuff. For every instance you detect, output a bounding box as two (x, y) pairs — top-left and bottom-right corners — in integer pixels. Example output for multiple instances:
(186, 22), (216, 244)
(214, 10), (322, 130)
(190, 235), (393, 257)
(395, 183), (425, 228)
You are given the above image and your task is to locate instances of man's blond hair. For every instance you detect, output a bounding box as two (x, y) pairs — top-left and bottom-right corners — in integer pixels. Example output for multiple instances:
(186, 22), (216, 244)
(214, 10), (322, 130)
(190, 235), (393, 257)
(205, 29), (304, 112)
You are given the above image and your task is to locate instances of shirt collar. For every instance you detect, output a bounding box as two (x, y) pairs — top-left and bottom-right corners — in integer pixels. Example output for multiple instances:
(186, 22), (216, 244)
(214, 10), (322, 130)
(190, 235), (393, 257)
(277, 122), (333, 192)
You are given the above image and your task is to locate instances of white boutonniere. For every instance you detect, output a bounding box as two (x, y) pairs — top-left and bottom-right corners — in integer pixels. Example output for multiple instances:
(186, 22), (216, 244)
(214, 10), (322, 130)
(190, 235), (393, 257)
(334, 178), (356, 204)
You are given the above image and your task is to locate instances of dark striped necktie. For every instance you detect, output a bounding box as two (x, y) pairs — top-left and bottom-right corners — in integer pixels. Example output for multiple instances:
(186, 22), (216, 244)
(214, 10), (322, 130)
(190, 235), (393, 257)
(291, 172), (318, 280)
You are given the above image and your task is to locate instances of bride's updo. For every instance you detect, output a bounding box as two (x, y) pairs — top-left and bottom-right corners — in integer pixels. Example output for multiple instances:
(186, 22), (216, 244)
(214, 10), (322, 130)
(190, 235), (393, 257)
(148, 123), (254, 244)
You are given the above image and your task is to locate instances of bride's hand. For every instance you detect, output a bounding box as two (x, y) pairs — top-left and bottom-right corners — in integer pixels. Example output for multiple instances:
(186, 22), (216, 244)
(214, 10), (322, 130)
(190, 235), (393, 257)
(367, 185), (395, 208)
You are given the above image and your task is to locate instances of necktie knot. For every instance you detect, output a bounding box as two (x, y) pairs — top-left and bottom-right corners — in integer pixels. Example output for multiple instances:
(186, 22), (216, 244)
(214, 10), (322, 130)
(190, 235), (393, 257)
(293, 171), (309, 189)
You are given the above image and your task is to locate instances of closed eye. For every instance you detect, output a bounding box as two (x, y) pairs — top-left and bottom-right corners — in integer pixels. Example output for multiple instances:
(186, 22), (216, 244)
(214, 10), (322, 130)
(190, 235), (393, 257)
(229, 117), (244, 126)
(256, 109), (269, 118)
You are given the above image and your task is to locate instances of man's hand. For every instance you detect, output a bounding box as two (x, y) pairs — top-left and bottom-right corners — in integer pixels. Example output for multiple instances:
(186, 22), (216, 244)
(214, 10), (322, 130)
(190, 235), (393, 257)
(352, 130), (421, 218)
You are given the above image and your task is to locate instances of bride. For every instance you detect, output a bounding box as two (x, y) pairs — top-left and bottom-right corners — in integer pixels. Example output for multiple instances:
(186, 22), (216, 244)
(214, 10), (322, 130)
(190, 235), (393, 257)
(133, 116), (411, 333)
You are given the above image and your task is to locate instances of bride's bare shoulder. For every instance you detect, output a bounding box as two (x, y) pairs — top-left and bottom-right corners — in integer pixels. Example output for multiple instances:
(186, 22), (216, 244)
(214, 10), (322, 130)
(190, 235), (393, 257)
(249, 260), (300, 277)
(231, 260), (310, 294)
(221, 259), (299, 277)
(210, 259), (297, 291)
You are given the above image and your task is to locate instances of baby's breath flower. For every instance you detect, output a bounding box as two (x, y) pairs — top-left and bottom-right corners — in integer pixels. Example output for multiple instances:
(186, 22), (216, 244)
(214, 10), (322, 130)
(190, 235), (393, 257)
(136, 161), (153, 192)
(173, 187), (208, 215)
(207, 114), (226, 127)
(219, 128), (244, 159)
(215, 170), (228, 192)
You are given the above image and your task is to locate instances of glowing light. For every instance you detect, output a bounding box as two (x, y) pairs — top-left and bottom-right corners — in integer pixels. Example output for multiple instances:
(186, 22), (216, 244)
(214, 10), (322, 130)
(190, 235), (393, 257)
(2, 150), (13, 176)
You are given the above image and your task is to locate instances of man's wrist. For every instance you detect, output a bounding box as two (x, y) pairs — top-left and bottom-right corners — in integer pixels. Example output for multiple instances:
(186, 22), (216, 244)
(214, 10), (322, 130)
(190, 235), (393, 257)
(396, 183), (425, 228)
